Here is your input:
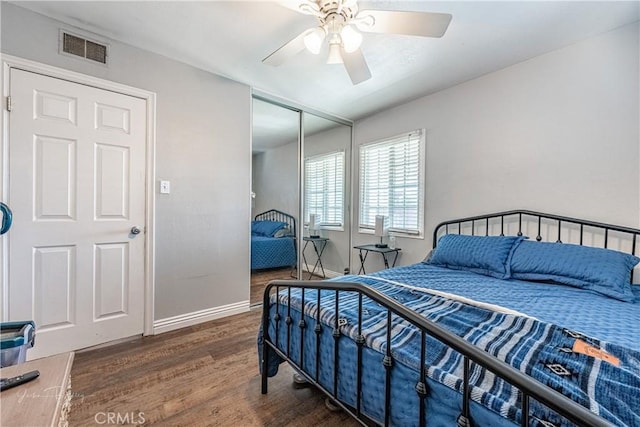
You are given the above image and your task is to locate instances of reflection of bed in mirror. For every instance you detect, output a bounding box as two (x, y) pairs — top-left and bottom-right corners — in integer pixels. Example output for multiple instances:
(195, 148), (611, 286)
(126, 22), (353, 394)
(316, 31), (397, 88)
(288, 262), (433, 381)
(251, 209), (297, 270)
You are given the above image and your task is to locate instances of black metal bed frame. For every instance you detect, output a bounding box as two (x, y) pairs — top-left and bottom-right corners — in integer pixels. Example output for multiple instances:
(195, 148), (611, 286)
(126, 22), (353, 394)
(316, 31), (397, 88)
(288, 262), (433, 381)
(261, 210), (639, 427)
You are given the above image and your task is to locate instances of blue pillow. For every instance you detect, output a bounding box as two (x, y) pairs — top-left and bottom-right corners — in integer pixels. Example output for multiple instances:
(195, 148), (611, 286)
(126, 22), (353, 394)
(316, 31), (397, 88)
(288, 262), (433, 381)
(510, 240), (639, 302)
(428, 234), (524, 279)
(251, 220), (287, 237)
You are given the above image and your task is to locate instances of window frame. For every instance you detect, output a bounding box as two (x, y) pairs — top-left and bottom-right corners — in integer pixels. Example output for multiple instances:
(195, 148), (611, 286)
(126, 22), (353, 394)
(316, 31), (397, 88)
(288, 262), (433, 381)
(358, 129), (425, 238)
(304, 149), (346, 231)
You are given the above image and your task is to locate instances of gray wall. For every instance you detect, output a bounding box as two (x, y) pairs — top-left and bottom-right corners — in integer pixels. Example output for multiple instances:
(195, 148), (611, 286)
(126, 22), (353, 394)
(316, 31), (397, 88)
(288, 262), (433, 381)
(353, 22), (640, 272)
(1, 3), (252, 320)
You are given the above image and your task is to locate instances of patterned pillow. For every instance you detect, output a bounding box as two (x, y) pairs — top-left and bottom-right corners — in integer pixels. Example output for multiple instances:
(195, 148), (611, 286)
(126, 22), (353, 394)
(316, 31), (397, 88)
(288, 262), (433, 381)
(428, 234), (524, 279)
(251, 220), (287, 237)
(510, 240), (639, 302)
(273, 227), (293, 238)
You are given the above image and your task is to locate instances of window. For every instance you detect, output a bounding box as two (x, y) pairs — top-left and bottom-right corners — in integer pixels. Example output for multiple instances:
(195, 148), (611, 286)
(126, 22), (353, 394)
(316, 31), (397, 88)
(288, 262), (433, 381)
(359, 130), (425, 236)
(304, 151), (345, 228)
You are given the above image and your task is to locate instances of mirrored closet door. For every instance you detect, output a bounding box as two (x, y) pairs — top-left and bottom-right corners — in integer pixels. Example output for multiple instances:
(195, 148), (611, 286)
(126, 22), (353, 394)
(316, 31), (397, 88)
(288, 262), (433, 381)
(250, 98), (300, 305)
(301, 112), (352, 280)
(250, 95), (353, 306)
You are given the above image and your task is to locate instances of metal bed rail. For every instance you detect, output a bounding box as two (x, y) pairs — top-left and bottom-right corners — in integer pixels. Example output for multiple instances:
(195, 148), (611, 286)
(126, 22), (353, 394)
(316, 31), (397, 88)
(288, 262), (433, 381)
(434, 209), (639, 249)
(261, 279), (611, 427)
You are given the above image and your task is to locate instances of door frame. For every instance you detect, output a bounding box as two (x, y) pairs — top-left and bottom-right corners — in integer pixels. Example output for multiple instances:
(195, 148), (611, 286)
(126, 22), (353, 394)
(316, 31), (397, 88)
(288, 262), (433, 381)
(0, 54), (156, 336)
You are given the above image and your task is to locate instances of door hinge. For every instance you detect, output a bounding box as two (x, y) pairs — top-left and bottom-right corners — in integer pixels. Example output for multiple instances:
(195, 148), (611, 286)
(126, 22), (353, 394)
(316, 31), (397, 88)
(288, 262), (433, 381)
(6, 96), (12, 112)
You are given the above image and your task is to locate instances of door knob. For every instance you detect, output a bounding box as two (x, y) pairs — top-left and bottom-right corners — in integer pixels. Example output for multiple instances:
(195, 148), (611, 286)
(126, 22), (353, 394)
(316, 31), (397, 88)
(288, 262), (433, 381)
(131, 226), (142, 235)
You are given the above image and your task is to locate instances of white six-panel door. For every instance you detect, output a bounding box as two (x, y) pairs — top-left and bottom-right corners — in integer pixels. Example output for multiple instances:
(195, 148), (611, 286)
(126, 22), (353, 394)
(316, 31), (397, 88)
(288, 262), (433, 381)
(8, 68), (146, 358)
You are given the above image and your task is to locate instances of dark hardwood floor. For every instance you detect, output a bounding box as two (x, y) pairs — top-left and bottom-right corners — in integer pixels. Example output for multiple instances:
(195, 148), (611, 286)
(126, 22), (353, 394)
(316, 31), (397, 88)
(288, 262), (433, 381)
(250, 267), (292, 306)
(69, 308), (357, 426)
(250, 268), (325, 306)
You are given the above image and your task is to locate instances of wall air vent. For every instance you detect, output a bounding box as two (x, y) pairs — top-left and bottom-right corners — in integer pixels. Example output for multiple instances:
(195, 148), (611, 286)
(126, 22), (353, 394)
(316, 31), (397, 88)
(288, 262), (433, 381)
(60, 30), (108, 65)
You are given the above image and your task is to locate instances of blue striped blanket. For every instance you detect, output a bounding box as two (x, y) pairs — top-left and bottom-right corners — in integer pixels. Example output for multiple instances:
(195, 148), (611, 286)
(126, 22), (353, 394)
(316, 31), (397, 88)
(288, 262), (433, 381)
(263, 274), (640, 426)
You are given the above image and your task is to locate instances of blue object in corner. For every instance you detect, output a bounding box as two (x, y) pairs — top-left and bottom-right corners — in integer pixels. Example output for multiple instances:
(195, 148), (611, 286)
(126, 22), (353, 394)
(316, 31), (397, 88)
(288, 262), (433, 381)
(0, 202), (12, 235)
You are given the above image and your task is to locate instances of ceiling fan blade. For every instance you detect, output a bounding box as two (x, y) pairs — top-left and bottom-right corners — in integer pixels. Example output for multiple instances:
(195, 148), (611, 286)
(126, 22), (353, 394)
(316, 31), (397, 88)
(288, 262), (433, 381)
(278, 0), (321, 16)
(357, 10), (452, 38)
(263, 30), (310, 66)
(342, 47), (371, 85)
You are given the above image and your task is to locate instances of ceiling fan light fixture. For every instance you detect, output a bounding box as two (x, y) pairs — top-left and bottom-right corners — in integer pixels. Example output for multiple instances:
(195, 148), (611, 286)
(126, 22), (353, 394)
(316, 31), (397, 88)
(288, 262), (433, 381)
(327, 41), (343, 64)
(303, 26), (326, 54)
(340, 24), (362, 53)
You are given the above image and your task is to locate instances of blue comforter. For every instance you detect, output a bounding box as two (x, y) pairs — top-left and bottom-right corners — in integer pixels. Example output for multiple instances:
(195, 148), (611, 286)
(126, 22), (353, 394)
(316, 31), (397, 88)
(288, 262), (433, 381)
(251, 235), (296, 270)
(375, 263), (640, 351)
(261, 263), (640, 426)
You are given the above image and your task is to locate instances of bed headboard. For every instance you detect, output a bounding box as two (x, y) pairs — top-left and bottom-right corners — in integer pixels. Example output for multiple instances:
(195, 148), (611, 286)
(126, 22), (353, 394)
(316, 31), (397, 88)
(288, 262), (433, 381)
(433, 209), (640, 258)
(254, 209), (296, 238)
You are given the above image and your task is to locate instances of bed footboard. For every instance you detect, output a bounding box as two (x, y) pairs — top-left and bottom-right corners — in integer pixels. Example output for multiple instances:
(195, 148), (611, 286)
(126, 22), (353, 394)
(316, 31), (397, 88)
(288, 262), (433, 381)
(260, 280), (611, 427)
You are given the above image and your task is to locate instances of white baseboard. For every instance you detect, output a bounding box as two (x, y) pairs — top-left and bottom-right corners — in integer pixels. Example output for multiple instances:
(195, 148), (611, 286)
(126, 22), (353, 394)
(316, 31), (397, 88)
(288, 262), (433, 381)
(322, 268), (343, 278)
(301, 265), (343, 279)
(153, 300), (249, 334)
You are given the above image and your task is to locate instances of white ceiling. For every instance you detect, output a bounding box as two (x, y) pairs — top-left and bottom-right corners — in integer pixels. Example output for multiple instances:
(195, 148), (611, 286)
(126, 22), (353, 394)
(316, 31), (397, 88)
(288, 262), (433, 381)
(13, 1), (640, 122)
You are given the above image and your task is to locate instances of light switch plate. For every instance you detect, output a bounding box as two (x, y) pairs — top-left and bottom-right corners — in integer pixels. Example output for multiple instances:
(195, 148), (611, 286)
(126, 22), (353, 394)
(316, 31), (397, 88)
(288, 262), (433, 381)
(160, 180), (170, 194)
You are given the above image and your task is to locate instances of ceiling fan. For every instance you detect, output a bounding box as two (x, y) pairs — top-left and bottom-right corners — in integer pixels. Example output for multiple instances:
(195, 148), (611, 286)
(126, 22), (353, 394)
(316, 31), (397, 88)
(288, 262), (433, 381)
(262, 0), (452, 85)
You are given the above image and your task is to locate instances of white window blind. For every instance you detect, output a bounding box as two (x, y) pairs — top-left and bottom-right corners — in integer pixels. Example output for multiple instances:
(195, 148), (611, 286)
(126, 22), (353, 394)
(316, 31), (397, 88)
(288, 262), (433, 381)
(359, 130), (424, 235)
(304, 151), (345, 227)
